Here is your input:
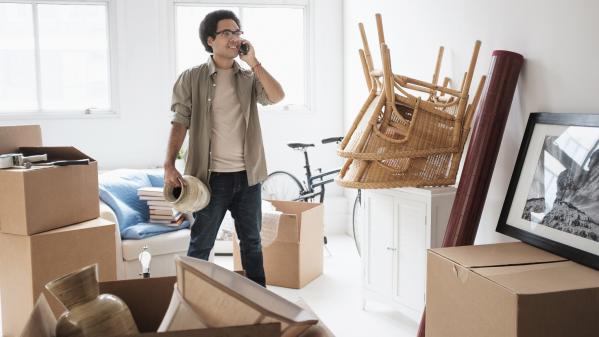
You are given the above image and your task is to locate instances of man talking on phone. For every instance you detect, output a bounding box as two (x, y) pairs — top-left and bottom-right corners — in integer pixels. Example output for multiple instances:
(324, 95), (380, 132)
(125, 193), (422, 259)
(163, 9), (285, 287)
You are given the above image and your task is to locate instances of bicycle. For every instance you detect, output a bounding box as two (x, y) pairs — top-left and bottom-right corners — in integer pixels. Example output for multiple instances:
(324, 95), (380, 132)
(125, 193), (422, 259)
(261, 137), (365, 256)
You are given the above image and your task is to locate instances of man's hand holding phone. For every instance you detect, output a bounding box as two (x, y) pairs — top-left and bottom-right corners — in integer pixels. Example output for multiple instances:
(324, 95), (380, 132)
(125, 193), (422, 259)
(238, 39), (259, 68)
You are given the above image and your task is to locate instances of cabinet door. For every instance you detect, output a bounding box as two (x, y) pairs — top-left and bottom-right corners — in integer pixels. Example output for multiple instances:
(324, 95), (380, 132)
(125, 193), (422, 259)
(363, 193), (395, 294)
(393, 197), (427, 312)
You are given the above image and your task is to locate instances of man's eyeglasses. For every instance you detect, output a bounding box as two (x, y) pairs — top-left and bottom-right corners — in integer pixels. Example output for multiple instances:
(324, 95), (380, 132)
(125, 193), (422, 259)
(215, 29), (243, 38)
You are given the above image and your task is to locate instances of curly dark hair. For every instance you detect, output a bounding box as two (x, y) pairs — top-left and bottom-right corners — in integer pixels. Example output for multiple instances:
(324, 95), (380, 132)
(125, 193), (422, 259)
(199, 10), (241, 53)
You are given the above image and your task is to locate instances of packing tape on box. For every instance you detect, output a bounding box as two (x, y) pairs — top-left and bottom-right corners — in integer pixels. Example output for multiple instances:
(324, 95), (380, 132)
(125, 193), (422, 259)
(163, 175), (210, 213)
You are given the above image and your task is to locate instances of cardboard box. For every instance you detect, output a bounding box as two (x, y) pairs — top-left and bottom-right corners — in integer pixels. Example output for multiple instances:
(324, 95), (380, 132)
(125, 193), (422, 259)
(99, 276), (281, 337)
(0, 218), (117, 337)
(20, 276), (281, 337)
(426, 242), (599, 337)
(20, 276), (337, 337)
(233, 200), (324, 288)
(0, 125), (99, 235)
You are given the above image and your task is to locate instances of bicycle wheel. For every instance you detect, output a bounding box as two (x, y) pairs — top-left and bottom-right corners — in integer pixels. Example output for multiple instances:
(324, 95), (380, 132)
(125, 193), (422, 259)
(352, 190), (364, 256)
(261, 171), (304, 200)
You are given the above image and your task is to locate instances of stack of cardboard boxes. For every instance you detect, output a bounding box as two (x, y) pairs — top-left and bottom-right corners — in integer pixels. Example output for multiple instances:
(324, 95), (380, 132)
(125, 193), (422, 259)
(0, 125), (117, 337)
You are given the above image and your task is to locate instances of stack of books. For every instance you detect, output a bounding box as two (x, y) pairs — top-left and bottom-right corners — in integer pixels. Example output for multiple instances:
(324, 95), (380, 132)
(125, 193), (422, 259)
(137, 187), (185, 227)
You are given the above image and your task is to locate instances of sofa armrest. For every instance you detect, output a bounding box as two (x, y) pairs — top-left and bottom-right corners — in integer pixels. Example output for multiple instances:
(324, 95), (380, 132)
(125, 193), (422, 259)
(100, 200), (125, 280)
(99, 201), (118, 228)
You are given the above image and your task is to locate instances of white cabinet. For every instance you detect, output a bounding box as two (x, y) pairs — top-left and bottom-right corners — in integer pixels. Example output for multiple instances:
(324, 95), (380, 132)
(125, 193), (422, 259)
(361, 187), (456, 321)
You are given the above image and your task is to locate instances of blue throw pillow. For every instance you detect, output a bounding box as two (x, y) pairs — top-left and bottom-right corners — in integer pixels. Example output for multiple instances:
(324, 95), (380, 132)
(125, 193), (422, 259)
(146, 170), (165, 187)
(99, 169), (153, 232)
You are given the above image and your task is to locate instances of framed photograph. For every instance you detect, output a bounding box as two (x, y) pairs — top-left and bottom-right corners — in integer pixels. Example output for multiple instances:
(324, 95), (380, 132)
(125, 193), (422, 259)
(497, 112), (599, 270)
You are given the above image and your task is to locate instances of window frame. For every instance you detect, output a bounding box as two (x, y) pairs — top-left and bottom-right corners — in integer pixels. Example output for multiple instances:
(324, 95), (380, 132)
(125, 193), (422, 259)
(168, 0), (314, 113)
(0, 0), (119, 119)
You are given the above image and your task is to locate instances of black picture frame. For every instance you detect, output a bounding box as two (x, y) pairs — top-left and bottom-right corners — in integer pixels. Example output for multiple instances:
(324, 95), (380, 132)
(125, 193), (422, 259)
(497, 112), (599, 270)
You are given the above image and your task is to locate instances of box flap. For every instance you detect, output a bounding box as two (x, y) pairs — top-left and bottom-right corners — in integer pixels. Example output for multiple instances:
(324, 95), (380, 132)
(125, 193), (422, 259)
(476, 261), (599, 294)
(0, 125), (42, 154)
(269, 200), (322, 215)
(269, 200), (322, 243)
(19, 294), (57, 337)
(297, 202), (323, 243)
(19, 146), (96, 162)
(430, 242), (566, 268)
(37, 218), (112, 235)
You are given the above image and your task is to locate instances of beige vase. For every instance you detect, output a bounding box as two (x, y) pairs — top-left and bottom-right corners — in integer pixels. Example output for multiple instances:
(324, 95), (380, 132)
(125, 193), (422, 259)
(45, 264), (139, 337)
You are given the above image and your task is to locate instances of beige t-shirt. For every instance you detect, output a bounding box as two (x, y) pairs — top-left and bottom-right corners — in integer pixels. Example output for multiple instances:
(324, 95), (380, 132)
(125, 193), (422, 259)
(210, 67), (246, 172)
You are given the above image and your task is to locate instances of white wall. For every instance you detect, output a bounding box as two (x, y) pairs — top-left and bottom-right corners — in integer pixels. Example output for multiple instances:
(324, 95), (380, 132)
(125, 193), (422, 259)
(0, 0), (344, 179)
(0, 0), (347, 232)
(343, 0), (599, 243)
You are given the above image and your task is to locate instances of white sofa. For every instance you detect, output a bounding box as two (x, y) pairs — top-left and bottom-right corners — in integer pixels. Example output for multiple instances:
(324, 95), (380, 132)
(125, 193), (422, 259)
(100, 201), (191, 280)
(98, 167), (233, 280)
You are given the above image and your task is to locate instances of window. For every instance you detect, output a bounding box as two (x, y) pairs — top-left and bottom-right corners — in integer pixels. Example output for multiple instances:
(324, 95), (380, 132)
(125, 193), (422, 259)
(174, 1), (308, 110)
(0, 1), (114, 114)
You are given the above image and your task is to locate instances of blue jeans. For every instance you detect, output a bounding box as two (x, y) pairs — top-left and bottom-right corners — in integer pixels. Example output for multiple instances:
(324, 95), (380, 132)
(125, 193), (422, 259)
(187, 171), (266, 287)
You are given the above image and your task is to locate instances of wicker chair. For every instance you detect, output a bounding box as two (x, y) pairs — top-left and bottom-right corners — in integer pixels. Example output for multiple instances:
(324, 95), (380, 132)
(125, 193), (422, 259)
(336, 14), (486, 188)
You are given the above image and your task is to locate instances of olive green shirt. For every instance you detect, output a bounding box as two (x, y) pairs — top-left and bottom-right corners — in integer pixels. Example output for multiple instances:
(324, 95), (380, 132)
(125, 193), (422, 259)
(170, 56), (273, 186)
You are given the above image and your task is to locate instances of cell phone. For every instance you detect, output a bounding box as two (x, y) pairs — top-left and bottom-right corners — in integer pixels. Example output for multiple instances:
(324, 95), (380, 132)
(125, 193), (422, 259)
(240, 42), (250, 55)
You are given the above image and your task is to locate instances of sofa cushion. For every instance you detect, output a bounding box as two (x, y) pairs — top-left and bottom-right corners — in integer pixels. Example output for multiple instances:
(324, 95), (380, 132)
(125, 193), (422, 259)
(122, 228), (191, 261)
(121, 221), (190, 240)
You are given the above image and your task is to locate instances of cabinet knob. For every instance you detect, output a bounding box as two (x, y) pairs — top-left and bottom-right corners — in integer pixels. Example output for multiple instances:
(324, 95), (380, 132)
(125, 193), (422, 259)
(386, 247), (397, 251)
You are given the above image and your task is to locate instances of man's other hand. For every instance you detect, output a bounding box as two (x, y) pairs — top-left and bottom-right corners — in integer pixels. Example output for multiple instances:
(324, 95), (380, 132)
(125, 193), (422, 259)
(164, 164), (184, 187)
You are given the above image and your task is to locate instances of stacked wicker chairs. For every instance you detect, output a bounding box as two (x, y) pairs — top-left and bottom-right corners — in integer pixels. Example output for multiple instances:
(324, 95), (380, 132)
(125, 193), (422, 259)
(336, 14), (487, 189)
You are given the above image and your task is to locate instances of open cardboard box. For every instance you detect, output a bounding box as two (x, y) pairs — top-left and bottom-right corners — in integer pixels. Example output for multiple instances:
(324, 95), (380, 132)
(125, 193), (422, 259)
(426, 242), (599, 337)
(233, 200), (324, 288)
(0, 125), (99, 235)
(20, 276), (281, 337)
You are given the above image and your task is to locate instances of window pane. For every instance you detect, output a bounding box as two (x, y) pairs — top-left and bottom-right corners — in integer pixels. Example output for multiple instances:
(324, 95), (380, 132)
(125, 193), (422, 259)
(37, 4), (110, 111)
(243, 7), (305, 107)
(0, 3), (38, 111)
(176, 6), (238, 75)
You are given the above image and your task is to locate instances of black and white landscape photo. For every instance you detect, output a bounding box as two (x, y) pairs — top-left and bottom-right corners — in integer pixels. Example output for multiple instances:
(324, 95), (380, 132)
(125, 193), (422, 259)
(522, 132), (599, 242)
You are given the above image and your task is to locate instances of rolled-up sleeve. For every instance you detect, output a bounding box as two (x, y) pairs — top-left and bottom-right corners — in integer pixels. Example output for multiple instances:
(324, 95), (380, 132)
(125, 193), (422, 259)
(254, 76), (274, 106)
(171, 70), (192, 128)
